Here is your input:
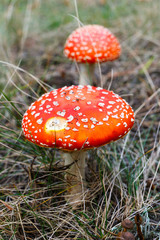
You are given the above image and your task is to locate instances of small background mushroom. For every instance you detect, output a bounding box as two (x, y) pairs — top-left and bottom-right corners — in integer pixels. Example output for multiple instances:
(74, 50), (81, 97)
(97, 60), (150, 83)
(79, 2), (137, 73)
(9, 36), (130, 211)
(64, 25), (121, 86)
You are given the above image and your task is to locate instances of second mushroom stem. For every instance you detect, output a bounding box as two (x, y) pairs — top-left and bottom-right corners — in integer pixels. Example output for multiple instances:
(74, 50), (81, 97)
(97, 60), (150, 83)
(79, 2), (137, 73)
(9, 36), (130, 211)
(79, 63), (96, 86)
(62, 151), (87, 204)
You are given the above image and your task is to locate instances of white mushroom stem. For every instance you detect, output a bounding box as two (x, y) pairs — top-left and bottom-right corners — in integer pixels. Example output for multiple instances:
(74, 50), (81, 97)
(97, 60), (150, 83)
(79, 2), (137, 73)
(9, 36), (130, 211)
(79, 63), (95, 85)
(62, 150), (87, 204)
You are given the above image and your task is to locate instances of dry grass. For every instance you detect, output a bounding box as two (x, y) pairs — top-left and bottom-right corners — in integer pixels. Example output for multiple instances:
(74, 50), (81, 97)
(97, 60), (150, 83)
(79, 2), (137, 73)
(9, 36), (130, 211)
(0, 0), (159, 239)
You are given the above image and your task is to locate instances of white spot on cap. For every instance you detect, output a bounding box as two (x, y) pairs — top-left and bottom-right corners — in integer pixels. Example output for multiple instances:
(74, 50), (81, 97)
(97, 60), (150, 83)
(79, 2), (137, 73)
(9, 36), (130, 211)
(120, 112), (124, 118)
(68, 42), (73, 47)
(40, 143), (49, 146)
(65, 135), (71, 138)
(69, 90), (74, 95)
(37, 118), (43, 124)
(109, 101), (115, 104)
(76, 122), (81, 127)
(53, 101), (59, 106)
(74, 106), (80, 111)
(31, 106), (36, 110)
(67, 115), (74, 122)
(64, 49), (70, 55)
(97, 122), (103, 125)
(85, 56), (91, 60)
(97, 87), (103, 90)
(35, 113), (40, 118)
(112, 114), (119, 119)
(106, 105), (112, 109)
(103, 116), (109, 121)
(77, 85), (84, 89)
(81, 118), (88, 122)
(95, 53), (102, 58)
(116, 99), (122, 102)
(81, 97), (86, 100)
(46, 97), (51, 101)
(107, 112), (112, 115)
(70, 139), (77, 142)
(66, 96), (71, 100)
(31, 111), (36, 115)
(87, 49), (92, 53)
(73, 128), (78, 131)
(98, 103), (105, 107)
(57, 110), (66, 117)
(87, 101), (92, 105)
(87, 85), (93, 90)
(102, 91), (109, 95)
(82, 41), (87, 45)
(40, 100), (45, 105)
(90, 117), (98, 124)
(46, 105), (51, 108)
(123, 122), (128, 128)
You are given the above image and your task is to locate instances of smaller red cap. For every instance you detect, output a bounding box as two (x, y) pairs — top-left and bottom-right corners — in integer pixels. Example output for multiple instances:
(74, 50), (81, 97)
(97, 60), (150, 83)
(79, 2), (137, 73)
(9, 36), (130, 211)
(64, 25), (121, 63)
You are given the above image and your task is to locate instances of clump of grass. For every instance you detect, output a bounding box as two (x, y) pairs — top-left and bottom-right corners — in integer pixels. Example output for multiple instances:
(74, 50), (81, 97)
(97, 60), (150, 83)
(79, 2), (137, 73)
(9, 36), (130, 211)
(0, 0), (159, 239)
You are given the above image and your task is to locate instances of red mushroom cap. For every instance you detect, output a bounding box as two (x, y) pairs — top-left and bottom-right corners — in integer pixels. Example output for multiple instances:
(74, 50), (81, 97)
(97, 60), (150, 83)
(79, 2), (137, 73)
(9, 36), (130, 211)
(64, 25), (121, 63)
(22, 85), (134, 151)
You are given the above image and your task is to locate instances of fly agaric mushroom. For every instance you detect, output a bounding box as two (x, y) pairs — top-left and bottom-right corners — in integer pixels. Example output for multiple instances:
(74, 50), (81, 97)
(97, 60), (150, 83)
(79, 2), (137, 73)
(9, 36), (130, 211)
(22, 85), (134, 205)
(64, 25), (121, 86)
